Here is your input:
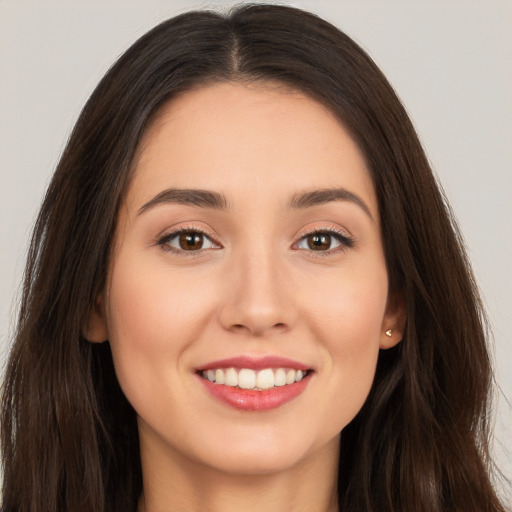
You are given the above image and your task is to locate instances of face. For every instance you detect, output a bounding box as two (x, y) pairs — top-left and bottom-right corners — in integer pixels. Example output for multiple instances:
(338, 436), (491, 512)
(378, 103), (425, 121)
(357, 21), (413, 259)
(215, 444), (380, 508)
(88, 82), (403, 476)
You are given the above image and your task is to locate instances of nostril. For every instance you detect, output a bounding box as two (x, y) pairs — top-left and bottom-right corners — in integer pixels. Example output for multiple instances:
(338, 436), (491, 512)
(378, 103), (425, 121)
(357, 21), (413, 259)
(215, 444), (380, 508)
(231, 324), (249, 333)
(232, 322), (287, 332)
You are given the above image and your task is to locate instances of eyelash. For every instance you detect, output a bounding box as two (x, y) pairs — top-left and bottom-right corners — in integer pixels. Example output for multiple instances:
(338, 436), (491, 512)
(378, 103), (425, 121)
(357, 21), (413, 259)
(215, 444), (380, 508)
(293, 227), (355, 257)
(156, 227), (220, 256)
(156, 226), (355, 256)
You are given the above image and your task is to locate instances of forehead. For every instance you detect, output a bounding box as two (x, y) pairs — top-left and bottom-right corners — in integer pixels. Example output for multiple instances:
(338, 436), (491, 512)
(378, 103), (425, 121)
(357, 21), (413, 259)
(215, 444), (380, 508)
(128, 81), (377, 216)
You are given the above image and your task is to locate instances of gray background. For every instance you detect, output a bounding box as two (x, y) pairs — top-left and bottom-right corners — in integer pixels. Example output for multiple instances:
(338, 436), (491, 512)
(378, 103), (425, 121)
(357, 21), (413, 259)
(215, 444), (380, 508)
(1, 0), (510, 496)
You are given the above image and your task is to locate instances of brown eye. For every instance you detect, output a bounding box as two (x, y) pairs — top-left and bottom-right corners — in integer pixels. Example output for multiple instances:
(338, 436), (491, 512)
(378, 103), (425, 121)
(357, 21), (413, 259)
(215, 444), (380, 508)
(306, 233), (332, 250)
(179, 232), (204, 250)
(295, 230), (351, 253)
(160, 230), (218, 253)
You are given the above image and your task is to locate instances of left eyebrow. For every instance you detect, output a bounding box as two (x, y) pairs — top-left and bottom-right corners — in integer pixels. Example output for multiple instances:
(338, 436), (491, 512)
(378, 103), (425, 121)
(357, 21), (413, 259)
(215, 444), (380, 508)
(138, 188), (228, 215)
(288, 188), (374, 221)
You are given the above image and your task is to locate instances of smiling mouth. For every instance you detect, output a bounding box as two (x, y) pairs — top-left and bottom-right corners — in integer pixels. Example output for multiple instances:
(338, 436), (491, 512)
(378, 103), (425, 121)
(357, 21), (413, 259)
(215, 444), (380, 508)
(198, 367), (313, 391)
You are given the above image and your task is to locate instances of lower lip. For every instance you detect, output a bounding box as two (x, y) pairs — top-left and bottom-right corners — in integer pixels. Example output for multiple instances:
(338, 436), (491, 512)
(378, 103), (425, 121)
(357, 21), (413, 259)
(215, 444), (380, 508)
(197, 374), (311, 411)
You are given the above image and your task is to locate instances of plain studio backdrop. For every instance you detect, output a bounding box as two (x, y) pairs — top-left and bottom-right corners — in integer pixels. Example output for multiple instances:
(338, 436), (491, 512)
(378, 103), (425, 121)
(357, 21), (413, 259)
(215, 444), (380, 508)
(0, 0), (510, 497)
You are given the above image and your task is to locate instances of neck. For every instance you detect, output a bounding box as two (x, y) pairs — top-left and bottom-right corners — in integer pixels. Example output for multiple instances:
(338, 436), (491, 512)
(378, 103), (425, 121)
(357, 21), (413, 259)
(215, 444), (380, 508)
(137, 433), (340, 512)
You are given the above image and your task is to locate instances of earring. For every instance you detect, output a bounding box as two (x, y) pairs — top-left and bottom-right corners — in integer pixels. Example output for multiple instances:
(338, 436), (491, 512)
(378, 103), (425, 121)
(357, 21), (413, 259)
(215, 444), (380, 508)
(385, 329), (392, 337)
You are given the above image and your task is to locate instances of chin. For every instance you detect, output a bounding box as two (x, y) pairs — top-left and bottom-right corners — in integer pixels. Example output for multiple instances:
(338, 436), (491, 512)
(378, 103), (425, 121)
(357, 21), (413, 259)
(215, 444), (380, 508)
(201, 447), (311, 476)
(188, 427), (340, 477)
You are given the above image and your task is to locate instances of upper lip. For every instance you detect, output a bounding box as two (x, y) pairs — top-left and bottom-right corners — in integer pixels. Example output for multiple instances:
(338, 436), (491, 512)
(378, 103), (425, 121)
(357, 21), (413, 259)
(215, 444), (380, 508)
(196, 355), (311, 371)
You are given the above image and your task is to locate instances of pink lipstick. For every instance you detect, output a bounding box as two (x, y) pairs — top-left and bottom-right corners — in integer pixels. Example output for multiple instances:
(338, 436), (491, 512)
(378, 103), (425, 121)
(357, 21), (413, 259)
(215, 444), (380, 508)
(195, 356), (313, 411)
(198, 355), (310, 371)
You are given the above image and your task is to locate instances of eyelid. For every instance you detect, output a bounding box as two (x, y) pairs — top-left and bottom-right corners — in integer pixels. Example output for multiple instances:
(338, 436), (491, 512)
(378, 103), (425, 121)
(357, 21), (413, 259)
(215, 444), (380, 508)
(155, 225), (222, 254)
(154, 223), (355, 256)
(292, 225), (355, 255)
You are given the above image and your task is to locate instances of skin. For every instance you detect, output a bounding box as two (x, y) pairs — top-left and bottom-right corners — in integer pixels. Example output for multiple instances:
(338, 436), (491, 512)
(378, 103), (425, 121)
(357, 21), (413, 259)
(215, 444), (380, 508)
(87, 82), (405, 512)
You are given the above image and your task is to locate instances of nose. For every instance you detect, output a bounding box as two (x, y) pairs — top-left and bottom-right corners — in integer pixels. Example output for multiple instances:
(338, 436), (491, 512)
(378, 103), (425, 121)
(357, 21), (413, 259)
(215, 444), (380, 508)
(218, 247), (296, 337)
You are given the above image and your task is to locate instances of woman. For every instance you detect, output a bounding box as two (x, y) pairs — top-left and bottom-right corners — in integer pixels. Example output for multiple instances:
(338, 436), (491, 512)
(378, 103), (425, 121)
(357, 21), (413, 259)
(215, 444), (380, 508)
(0, 4), (507, 512)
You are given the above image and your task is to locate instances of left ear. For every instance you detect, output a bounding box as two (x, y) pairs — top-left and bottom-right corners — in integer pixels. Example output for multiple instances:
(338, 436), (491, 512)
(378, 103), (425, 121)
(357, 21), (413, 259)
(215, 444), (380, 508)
(82, 293), (109, 343)
(380, 291), (406, 349)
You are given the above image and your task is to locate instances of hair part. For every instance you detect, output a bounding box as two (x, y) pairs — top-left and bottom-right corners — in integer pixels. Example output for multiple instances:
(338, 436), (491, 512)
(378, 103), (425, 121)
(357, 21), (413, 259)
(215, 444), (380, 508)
(1, 4), (506, 511)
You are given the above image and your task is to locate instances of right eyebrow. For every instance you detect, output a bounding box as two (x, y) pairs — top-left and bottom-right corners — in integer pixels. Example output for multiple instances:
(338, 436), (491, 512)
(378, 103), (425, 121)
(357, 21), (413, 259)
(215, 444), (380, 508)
(288, 187), (374, 222)
(137, 188), (229, 216)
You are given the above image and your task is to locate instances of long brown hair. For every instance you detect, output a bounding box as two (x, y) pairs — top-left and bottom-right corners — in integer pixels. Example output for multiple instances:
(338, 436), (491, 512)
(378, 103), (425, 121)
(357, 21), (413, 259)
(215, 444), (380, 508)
(1, 4), (507, 511)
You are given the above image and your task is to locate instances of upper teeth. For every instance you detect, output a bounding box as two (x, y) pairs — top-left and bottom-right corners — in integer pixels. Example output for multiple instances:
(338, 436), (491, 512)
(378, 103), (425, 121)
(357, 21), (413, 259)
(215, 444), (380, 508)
(201, 367), (306, 390)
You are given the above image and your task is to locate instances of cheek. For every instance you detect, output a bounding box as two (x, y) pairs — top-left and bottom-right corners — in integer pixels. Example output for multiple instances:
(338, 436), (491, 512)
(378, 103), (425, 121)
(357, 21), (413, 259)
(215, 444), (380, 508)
(103, 252), (216, 401)
(304, 262), (388, 426)
(307, 259), (388, 344)
(106, 252), (214, 344)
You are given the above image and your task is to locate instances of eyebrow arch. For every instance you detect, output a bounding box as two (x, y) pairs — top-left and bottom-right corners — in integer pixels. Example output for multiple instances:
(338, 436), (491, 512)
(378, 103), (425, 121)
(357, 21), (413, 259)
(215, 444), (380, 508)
(138, 188), (228, 215)
(288, 188), (374, 220)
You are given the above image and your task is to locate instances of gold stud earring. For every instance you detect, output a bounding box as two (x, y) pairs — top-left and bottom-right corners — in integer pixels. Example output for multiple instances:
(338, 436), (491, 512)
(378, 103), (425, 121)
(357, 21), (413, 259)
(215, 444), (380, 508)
(385, 329), (392, 337)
